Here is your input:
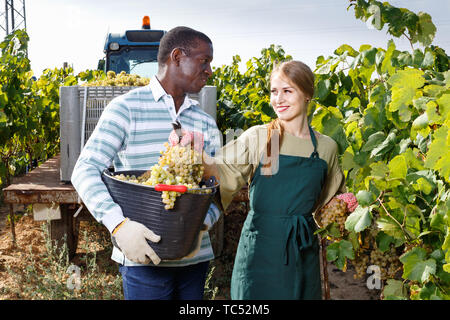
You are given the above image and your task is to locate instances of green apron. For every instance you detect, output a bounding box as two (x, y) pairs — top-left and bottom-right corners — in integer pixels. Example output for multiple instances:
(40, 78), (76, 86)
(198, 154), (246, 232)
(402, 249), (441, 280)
(230, 126), (328, 300)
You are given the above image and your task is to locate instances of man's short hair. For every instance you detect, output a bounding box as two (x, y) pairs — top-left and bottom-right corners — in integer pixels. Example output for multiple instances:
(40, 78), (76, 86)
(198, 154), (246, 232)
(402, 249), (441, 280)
(157, 26), (212, 67)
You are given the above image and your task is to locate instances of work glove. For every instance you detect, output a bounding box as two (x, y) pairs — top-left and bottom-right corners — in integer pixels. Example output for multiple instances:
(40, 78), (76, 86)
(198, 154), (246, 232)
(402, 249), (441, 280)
(168, 129), (204, 154)
(336, 192), (358, 212)
(111, 218), (162, 265)
(181, 224), (209, 259)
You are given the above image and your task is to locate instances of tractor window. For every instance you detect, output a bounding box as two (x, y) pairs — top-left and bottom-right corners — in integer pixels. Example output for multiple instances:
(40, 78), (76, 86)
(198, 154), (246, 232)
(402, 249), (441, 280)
(107, 46), (159, 78)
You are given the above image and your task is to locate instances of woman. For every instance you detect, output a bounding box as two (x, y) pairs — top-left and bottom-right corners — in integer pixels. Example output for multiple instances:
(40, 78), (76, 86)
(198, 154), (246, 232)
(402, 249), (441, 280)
(210, 60), (348, 299)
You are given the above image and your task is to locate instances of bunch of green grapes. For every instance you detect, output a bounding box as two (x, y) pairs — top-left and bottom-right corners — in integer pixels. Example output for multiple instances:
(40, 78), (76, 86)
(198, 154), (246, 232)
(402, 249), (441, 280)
(115, 143), (211, 210)
(352, 252), (370, 279)
(369, 246), (402, 280)
(83, 70), (150, 87)
(349, 228), (402, 280)
(317, 198), (348, 234)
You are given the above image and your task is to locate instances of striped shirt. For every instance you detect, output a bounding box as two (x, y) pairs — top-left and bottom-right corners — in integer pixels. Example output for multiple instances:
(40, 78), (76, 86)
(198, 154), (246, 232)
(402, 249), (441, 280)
(71, 76), (222, 267)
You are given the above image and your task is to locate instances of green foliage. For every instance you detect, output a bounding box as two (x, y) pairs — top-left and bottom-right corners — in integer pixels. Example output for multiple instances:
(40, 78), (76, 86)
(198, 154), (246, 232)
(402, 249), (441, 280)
(0, 29), (77, 187)
(0, 29), (34, 182)
(0, 29), (105, 190)
(349, 0), (437, 48)
(326, 239), (355, 270)
(315, 1), (449, 300)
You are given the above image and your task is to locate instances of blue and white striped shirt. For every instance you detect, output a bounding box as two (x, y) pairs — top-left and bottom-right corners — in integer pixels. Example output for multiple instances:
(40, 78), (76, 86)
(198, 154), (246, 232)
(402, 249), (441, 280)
(71, 76), (222, 267)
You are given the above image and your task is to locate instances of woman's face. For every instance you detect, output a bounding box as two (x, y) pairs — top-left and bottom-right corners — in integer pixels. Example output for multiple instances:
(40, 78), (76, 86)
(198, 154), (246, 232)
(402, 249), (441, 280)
(270, 72), (309, 123)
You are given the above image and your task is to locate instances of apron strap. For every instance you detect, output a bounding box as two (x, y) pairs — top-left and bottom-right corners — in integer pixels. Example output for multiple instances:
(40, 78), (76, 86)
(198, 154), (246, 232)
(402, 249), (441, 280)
(283, 214), (314, 299)
(308, 125), (319, 159)
(283, 215), (314, 265)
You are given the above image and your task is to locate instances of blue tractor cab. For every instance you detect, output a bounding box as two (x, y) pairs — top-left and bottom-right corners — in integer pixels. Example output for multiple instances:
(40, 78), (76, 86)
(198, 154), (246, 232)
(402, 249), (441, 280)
(100, 16), (166, 78)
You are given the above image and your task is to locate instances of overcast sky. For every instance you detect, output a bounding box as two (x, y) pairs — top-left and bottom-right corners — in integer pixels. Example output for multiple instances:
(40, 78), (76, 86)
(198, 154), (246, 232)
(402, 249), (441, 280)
(3, 0), (449, 77)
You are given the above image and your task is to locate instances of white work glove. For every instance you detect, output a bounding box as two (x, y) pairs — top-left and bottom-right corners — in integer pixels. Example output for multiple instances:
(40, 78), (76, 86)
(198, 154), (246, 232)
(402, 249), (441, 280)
(182, 224), (209, 259)
(112, 219), (161, 265)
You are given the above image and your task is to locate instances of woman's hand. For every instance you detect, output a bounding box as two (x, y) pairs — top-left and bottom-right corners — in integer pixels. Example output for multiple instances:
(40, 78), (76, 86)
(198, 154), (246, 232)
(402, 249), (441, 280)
(168, 129), (204, 154)
(336, 192), (358, 212)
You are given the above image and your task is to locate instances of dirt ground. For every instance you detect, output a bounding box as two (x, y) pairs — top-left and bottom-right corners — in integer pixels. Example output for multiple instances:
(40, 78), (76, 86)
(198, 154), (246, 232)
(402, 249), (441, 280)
(0, 201), (381, 300)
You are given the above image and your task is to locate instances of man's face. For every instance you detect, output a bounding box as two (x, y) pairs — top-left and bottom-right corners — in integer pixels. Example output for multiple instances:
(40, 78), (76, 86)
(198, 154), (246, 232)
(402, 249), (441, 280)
(177, 40), (213, 93)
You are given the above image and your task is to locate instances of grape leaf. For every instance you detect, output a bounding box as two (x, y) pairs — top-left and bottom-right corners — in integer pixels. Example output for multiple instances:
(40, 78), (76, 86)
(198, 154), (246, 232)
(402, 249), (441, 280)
(356, 190), (376, 206)
(389, 86), (415, 113)
(371, 130), (396, 157)
(412, 49), (424, 68)
(387, 68), (425, 90)
(388, 69), (425, 117)
(418, 282), (444, 300)
(413, 177), (435, 195)
(388, 154), (408, 179)
(345, 206), (372, 232)
(326, 240), (354, 270)
(425, 125), (450, 182)
(334, 44), (359, 58)
(376, 216), (404, 240)
(403, 148), (425, 171)
(361, 131), (385, 152)
(444, 264), (450, 273)
(376, 231), (404, 252)
(382, 279), (408, 300)
(399, 247), (436, 283)
(420, 48), (434, 69)
(380, 40), (397, 76)
(413, 96), (430, 111)
(314, 222), (341, 238)
(370, 162), (390, 178)
(412, 112), (428, 130)
(415, 12), (437, 47)
(436, 93), (450, 123)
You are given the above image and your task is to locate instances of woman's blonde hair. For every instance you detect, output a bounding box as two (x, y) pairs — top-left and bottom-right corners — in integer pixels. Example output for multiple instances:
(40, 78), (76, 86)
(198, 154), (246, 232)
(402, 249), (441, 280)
(263, 60), (315, 171)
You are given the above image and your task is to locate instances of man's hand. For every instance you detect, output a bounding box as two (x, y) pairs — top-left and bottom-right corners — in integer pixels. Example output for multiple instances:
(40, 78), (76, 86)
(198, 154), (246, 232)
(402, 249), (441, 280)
(112, 219), (162, 265)
(168, 129), (204, 154)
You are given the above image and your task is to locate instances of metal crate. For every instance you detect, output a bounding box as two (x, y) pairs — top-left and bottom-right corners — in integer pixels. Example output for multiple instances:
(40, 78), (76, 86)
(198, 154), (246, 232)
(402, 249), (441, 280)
(59, 85), (217, 182)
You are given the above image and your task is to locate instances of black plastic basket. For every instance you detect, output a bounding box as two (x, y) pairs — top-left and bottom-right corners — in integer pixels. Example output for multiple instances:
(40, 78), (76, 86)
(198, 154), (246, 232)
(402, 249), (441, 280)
(101, 169), (219, 260)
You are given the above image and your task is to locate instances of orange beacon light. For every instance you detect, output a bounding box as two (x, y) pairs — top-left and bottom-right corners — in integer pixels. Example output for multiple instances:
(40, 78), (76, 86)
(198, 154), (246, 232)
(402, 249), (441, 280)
(142, 16), (151, 29)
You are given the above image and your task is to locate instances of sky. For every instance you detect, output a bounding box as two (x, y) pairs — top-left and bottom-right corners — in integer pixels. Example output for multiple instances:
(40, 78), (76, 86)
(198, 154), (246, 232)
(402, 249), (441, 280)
(3, 0), (450, 77)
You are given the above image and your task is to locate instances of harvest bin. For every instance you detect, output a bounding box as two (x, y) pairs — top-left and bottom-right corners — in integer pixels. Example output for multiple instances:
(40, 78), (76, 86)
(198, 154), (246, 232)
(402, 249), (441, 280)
(101, 169), (219, 260)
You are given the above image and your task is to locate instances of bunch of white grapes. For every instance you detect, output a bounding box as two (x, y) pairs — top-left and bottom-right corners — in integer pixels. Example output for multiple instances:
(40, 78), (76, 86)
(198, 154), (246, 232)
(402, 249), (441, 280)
(115, 143), (211, 210)
(83, 70), (150, 87)
(352, 253), (370, 279)
(317, 198), (348, 234)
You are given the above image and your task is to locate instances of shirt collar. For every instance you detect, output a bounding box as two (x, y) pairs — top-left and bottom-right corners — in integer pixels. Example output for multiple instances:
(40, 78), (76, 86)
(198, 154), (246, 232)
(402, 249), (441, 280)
(149, 75), (200, 108)
(149, 75), (167, 102)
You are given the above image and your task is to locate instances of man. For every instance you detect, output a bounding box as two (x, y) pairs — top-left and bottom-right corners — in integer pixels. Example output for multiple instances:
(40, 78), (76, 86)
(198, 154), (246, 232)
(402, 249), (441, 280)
(71, 26), (222, 300)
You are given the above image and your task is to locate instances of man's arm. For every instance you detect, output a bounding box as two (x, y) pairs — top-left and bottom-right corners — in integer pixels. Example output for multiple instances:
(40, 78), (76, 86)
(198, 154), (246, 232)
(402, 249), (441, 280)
(71, 98), (130, 233)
